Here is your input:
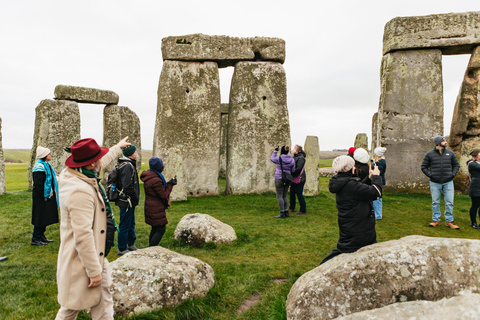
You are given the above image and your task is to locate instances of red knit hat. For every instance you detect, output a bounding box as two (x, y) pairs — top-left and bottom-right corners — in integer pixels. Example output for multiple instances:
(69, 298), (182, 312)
(348, 147), (356, 155)
(65, 138), (109, 168)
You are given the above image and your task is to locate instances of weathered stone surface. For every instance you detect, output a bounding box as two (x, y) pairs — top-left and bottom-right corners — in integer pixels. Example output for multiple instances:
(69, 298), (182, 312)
(449, 46), (480, 193)
(110, 246), (214, 317)
(378, 50), (443, 192)
(28, 99), (81, 189)
(371, 112), (379, 156)
(318, 167), (335, 177)
(0, 117), (5, 195)
(161, 148), (187, 201)
(286, 235), (480, 320)
(337, 292), (480, 320)
(102, 105), (142, 185)
(226, 61), (290, 194)
(354, 133), (368, 150)
(162, 34), (285, 67)
(153, 60), (221, 197)
(303, 136), (320, 196)
(219, 103), (229, 178)
(54, 84), (119, 104)
(173, 213), (237, 246)
(383, 11), (480, 55)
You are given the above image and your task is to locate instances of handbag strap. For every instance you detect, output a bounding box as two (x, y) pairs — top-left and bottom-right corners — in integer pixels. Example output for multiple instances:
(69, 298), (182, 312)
(279, 154), (284, 172)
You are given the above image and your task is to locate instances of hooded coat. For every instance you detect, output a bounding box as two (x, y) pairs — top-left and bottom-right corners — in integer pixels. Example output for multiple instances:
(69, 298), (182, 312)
(292, 151), (307, 183)
(114, 157), (140, 208)
(140, 170), (173, 226)
(328, 172), (382, 253)
(271, 150), (295, 179)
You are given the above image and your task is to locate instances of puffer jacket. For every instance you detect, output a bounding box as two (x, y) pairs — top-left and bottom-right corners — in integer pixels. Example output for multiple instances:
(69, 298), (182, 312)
(421, 148), (459, 183)
(468, 160), (480, 198)
(270, 150), (295, 179)
(115, 157), (140, 208)
(292, 151), (307, 183)
(328, 172), (382, 253)
(140, 170), (173, 226)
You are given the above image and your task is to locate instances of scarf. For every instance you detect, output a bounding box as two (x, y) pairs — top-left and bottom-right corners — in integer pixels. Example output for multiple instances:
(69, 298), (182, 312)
(78, 167), (119, 231)
(33, 158), (59, 205)
(152, 170), (167, 188)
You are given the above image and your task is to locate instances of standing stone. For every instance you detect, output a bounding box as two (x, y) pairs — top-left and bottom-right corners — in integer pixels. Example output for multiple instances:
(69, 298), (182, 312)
(449, 46), (480, 193)
(161, 148), (187, 201)
(153, 60), (221, 197)
(226, 61), (290, 194)
(218, 103), (229, 178)
(383, 11), (480, 55)
(0, 117), (5, 195)
(303, 136), (320, 196)
(378, 50), (443, 192)
(371, 112), (379, 157)
(102, 105), (142, 184)
(28, 99), (81, 189)
(354, 133), (368, 150)
(54, 84), (119, 104)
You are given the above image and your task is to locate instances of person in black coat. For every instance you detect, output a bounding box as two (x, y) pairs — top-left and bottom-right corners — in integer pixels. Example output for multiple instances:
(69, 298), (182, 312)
(289, 145), (307, 215)
(31, 146), (59, 245)
(467, 148), (480, 229)
(320, 155), (382, 265)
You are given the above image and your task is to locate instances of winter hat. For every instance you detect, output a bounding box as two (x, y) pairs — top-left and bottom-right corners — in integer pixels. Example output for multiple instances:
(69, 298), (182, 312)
(348, 147), (356, 155)
(332, 155), (355, 173)
(374, 147), (387, 157)
(353, 148), (369, 164)
(149, 157), (163, 171)
(433, 136), (445, 146)
(123, 144), (137, 157)
(36, 146), (51, 159)
(281, 145), (290, 155)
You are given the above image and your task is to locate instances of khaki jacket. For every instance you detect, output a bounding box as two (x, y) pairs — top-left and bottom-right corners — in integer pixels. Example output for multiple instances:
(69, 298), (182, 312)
(56, 145), (122, 310)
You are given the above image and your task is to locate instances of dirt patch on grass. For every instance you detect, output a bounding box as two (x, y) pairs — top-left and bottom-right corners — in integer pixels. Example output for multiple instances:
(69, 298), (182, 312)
(237, 293), (260, 314)
(272, 278), (287, 284)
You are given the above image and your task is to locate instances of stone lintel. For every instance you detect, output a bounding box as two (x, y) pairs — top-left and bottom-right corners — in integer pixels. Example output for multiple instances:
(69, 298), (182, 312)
(383, 11), (480, 55)
(54, 84), (119, 105)
(220, 103), (229, 114)
(161, 34), (285, 67)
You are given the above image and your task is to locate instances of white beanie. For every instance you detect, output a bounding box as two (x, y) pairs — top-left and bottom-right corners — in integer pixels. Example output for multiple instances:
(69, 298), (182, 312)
(374, 147), (387, 157)
(36, 146), (51, 159)
(353, 148), (369, 164)
(332, 155), (355, 173)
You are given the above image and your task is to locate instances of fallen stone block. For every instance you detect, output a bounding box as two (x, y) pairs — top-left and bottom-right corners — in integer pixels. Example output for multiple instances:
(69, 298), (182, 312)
(173, 213), (237, 246)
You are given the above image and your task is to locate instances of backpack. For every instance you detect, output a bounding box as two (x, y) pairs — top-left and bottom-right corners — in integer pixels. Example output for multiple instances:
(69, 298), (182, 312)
(106, 162), (130, 202)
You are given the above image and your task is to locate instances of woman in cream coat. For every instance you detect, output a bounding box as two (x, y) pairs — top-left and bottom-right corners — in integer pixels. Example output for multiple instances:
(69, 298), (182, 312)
(56, 137), (130, 319)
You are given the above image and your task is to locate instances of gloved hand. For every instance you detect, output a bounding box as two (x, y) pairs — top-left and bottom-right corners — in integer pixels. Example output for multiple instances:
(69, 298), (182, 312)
(275, 147), (279, 151)
(168, 178), (178, 186)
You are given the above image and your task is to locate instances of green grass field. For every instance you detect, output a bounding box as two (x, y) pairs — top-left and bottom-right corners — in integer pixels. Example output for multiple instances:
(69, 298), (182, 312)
(1, 163), (479, 319)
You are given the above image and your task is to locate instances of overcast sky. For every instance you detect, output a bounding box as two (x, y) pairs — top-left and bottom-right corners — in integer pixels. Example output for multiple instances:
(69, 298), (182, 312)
(1, 1), (478, 151)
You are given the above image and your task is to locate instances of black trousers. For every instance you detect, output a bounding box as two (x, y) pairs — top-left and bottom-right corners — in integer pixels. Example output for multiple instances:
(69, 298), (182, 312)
(470, 197), (480, 224)
(149, 225), (166, 247)
(320, 249), (342, 265)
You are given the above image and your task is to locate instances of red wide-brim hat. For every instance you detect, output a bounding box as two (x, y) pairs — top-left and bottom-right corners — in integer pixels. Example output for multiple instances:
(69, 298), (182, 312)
(65, 138), (109, 168)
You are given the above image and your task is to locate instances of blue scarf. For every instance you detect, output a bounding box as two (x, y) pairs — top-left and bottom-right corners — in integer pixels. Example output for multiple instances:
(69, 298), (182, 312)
(152, 170), (167, 188)
(32, 159), (59, 205)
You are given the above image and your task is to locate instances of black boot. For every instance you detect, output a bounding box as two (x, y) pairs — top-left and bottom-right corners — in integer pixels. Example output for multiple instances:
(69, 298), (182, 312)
(40, 235), (53, 243)
(284, 210), (289, 218)
(471, 222), (480, 229)
(274, 212), (286, 219)
(31, 238), (47, 246)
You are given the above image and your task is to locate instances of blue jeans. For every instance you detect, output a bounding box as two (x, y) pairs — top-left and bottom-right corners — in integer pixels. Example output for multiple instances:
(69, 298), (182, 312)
(289, 180), (306, 213)
(373, 198), (382, 220)
(429, 181), (454, 222)
(118, 206), (136, 250)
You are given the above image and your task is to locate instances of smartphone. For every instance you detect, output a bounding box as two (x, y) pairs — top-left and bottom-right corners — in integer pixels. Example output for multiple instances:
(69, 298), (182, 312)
(370, 159), (375, 170)
(174, 175), (177, 179)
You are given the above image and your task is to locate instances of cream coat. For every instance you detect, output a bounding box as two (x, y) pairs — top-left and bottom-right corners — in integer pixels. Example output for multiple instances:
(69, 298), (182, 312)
(56, 145), (122, 310)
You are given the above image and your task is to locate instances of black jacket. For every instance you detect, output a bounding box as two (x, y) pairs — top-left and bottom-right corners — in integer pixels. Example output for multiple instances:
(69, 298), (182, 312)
(115, 157), (140, 208)
(468, 160), (480, 198)
(292, 151), (307, 183)
(32, 171), (59, 227)
(421, 147), (459, 184)
(328, 172), (382, 253)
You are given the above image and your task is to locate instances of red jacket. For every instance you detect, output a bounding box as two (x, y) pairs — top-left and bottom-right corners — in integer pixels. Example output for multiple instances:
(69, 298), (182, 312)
(140, 170), (173, 226)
